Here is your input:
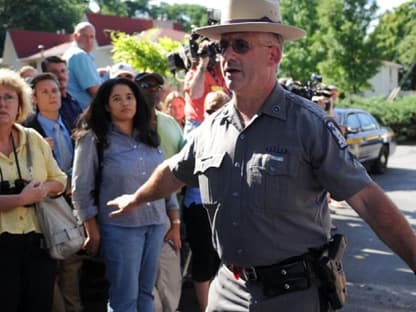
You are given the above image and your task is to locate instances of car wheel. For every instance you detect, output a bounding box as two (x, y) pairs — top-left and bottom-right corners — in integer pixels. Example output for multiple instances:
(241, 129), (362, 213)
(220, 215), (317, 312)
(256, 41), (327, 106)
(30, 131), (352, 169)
(371, 145), (389, 174)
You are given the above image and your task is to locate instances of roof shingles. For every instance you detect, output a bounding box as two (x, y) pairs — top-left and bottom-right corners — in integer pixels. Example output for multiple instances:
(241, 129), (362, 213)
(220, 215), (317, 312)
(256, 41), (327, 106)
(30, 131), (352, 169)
(86, 13), (154, 46)
(9, 30), (71, 58)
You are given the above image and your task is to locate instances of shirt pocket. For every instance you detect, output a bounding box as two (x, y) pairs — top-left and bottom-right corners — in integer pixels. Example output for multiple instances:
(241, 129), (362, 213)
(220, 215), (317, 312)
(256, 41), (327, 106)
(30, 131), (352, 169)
(248, 152), (298, 215)
(194, 153), (226, 204)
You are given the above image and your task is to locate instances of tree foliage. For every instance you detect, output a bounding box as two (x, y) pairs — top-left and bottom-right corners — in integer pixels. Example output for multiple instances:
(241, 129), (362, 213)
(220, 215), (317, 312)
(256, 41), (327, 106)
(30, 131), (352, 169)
(281, 0), (381, 94)
(98, 0), (208, 32)
(338, 95), (416, 140)
(111, 30), (182, 78)
(316, 0), (380, 93)
(1, 0), (416, 95)
(0, 0), (84, 53)
(279, 0), (323, 81)
(0, 0), (207, 55)
(370, 0), (416, 89)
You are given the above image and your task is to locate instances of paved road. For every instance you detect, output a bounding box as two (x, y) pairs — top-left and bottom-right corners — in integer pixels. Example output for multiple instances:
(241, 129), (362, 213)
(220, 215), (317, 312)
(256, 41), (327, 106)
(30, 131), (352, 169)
(178, 144), (416, 312)
(331, 144), (416, 311)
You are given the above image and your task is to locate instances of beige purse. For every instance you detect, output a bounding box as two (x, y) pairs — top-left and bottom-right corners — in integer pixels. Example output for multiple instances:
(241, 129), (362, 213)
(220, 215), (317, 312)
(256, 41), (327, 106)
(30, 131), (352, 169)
(25, 130), (85, 259)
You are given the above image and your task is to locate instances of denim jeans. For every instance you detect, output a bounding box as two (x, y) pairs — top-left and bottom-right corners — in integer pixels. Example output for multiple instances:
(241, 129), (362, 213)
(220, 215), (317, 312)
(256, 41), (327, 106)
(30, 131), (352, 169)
(100, 223), (166, 312)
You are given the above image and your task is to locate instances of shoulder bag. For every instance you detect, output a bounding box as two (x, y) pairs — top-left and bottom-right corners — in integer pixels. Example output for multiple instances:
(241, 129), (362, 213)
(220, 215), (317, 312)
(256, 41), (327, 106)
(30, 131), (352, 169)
(25, 129), (85, 259)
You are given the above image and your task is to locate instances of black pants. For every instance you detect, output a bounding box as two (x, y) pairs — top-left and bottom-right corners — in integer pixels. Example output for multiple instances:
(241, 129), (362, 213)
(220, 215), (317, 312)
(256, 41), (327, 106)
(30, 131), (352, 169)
(0, 232), (56, 312)
(183, 203), (220, 282)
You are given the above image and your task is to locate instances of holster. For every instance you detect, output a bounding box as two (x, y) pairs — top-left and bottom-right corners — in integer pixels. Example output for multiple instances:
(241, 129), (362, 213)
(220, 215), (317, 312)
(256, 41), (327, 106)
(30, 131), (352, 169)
(314, 234), (347, 310)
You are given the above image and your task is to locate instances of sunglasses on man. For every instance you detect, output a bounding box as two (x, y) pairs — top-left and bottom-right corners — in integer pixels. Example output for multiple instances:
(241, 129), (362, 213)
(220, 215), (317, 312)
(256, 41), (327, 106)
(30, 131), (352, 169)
(136, 81), (162, 91)
(217, 38), (276, 55)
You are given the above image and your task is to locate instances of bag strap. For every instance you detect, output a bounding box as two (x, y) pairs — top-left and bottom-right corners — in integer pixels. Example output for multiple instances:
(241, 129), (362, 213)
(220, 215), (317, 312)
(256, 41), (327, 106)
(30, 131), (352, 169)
(93, 138), (103, 206)
(24, 129), (33, 179)
(10, 132), (25, 180)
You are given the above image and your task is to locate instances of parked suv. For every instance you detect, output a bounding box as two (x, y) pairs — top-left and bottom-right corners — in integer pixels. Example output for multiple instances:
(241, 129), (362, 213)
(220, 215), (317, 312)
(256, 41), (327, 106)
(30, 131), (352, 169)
(334, 108), (396, 174)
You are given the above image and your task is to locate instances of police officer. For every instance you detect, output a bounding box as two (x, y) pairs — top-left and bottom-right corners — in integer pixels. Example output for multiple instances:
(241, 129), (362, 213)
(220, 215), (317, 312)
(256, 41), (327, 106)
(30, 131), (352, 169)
(107, 0), (416, 311)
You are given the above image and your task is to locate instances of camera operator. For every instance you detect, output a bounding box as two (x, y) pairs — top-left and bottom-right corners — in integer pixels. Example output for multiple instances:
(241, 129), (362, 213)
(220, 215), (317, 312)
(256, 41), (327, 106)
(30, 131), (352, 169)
(312, 92), (332, 115)
(181, 37), (229, 311)
(183, 38), (228, 136)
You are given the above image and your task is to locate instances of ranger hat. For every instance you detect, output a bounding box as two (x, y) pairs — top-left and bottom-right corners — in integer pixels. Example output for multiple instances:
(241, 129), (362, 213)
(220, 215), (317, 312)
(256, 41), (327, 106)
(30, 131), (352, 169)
(195, 0), (305, 42)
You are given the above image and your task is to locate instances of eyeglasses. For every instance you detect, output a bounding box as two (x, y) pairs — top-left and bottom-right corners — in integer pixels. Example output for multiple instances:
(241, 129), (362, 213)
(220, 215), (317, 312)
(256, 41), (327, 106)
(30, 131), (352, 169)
(137, 81), (162, 91)
(0, 94), (18, 104)
(218, 38), (275, 55)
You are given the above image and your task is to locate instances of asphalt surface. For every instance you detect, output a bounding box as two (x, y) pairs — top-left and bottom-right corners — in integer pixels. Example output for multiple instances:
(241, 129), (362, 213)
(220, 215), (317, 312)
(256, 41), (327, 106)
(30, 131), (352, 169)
(330, 144), (416, 311)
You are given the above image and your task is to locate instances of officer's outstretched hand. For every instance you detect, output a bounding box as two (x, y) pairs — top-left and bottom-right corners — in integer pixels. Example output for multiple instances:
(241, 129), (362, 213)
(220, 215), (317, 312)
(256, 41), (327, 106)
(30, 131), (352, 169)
(107, 194), (137, 218)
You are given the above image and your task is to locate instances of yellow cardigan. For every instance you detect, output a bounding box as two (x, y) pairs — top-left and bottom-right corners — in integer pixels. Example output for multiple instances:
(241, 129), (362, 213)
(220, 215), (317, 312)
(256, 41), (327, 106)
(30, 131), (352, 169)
(0, 124), (67, 234)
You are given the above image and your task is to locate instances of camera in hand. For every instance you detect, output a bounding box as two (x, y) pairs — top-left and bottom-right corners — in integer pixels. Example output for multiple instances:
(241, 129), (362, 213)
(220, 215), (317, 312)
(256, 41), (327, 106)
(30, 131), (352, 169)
(0, 179), (28, 195)
(189, 33), (218, 60)
(280, 73), (323, 100)
(167, 32), (219, 74)
(280, 74), (333, 113)
(167, 8), (221, 74)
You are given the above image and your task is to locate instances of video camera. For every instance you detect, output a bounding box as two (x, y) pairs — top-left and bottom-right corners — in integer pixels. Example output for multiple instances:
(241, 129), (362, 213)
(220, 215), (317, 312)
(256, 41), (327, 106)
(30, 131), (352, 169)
(281, 74), (333, 112)
(167, 32), (219, 73)
(167, 8), (221, 74)
(280, 74), (322, 100)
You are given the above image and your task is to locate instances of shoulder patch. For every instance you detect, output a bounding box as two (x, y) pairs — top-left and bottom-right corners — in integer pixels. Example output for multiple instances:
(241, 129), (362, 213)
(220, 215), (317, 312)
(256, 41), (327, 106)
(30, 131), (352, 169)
(326, 120), (348, 149)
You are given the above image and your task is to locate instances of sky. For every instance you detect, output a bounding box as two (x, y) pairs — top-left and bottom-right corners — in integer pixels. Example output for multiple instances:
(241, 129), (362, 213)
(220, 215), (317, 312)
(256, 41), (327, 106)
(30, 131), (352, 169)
(150, 0), (410, 14)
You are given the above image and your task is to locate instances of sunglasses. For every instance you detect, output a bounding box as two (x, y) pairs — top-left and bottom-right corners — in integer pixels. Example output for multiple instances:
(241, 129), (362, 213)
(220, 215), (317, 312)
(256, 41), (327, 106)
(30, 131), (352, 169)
(137, 81), (162, 90)
(218, 38), (276, 55)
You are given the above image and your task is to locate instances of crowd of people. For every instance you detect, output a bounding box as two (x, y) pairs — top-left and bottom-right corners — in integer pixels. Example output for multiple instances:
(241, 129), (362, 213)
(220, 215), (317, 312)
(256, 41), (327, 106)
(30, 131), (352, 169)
(1, 1), (416, 312)
(0, 16), (227, 312)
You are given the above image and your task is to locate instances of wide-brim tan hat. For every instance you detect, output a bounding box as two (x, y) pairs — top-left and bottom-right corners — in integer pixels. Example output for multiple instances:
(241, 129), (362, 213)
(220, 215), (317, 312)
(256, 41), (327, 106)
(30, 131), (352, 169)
(195, 0), (305, 42)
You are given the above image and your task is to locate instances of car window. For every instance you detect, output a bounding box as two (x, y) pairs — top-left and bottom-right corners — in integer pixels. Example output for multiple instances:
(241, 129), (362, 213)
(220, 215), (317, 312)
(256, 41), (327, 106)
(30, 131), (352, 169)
(335, 111), (343, 123)
(358, 113), (377, 131)
(367, 113), (380, 129)
(346, 113), (360, 130)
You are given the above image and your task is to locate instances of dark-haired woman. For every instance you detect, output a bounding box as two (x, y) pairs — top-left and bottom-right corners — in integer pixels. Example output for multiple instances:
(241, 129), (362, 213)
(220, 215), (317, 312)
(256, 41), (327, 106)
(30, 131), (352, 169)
(71, 78), (180, 312)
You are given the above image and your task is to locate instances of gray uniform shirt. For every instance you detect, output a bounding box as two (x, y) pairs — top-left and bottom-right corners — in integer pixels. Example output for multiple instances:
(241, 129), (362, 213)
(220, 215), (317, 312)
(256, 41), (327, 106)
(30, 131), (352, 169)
(72, 127), (178, 227)
(169, 83), (371, 267)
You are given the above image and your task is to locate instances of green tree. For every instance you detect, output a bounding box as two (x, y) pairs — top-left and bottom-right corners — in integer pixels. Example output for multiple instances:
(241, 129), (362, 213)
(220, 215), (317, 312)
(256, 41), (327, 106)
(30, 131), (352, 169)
(125, 0), (151, 17)
(0, 0), (84, 54)
(111, 30), (182, 78)
(316, 0), (380, 94)
(150, 3), (208, 32)
(370, 1), (416, 89)
(279, 0), (323, 81)
(98, 0), (129, 16)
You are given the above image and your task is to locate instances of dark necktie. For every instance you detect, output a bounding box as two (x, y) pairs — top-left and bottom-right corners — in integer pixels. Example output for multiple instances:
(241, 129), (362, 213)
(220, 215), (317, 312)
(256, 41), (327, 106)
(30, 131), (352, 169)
(53, 123), (72, 172)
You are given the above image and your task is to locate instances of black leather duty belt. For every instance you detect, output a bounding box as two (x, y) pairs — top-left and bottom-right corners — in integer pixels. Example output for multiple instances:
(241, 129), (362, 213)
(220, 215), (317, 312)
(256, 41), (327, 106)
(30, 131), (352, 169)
(227, 255), (315, 298)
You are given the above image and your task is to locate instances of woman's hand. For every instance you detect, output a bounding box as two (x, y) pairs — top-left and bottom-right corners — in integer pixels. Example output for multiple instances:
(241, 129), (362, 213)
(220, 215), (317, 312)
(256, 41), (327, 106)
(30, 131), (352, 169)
(164, 222), (181, 252)
(20, 181), (48, 206)
(82, 218), (100, 255)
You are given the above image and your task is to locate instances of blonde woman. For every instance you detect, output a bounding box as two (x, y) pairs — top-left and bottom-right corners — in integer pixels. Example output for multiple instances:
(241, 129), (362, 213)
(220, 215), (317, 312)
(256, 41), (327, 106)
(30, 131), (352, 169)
(0, 68), (66, 311)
